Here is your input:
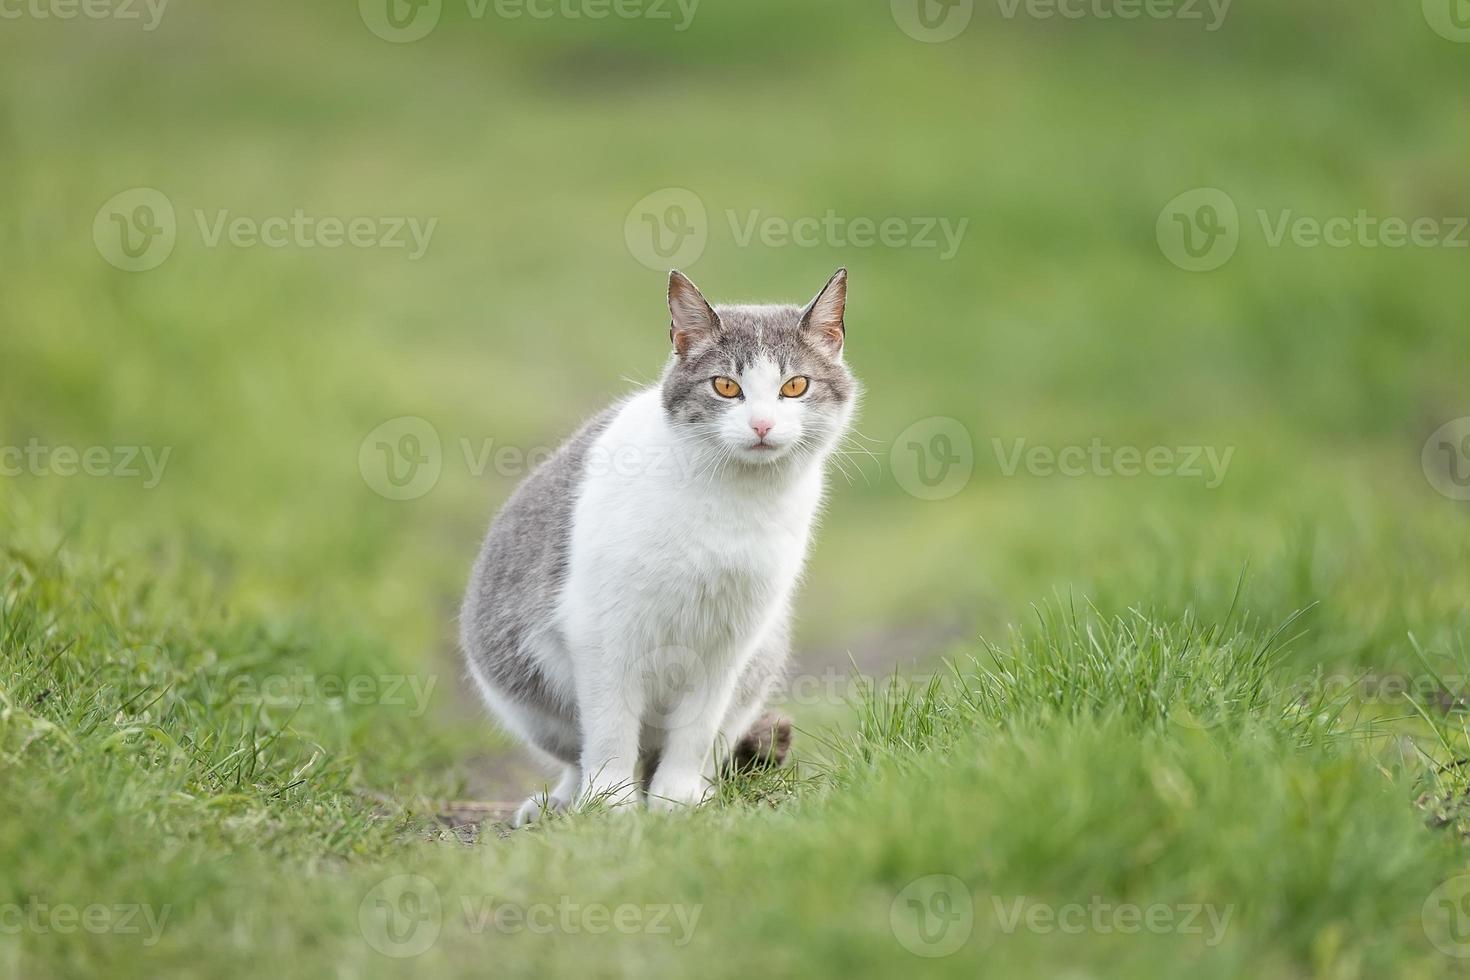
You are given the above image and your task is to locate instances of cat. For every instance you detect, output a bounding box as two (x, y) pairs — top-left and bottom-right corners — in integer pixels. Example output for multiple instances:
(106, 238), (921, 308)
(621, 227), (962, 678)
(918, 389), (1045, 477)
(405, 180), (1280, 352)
(460, 268), (858, 826)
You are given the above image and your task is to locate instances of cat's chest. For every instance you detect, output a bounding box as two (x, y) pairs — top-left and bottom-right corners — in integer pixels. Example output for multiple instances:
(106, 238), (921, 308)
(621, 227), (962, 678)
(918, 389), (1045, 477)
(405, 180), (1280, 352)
(620, 506), (806, 648)
(572, 476), (817, 630)
(616, 487), (813, 583)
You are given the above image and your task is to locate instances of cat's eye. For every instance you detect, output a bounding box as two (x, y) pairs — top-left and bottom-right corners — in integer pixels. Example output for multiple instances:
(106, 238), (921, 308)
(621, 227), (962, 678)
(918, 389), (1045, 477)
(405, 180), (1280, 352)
(780, 376), (810, 398)
(712, 376), (742, 399)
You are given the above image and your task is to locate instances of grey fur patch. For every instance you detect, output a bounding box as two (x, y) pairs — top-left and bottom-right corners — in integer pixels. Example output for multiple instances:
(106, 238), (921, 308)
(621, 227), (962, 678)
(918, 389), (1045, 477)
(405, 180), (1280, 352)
(459, 407), (617, 712)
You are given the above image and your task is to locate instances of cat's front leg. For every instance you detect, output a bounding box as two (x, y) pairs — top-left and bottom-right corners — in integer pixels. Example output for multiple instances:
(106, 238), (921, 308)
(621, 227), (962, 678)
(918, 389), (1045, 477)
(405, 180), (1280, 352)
(572, 648), (643, 810)
(645, 666), (739, 812)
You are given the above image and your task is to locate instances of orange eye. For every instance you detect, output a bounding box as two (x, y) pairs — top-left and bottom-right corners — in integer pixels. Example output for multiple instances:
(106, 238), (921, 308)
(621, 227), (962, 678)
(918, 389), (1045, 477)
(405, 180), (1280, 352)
(712, 377), (742, 398)
(780, 376), (810, 398)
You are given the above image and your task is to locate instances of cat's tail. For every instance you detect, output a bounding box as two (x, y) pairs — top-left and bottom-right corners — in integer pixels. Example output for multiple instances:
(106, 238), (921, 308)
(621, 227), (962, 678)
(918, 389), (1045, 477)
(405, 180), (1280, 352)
(727, 712), (793, 771)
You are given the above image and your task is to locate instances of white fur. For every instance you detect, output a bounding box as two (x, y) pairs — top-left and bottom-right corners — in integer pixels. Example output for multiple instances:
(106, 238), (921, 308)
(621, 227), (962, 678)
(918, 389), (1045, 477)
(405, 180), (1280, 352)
(499, 353), (847, 821)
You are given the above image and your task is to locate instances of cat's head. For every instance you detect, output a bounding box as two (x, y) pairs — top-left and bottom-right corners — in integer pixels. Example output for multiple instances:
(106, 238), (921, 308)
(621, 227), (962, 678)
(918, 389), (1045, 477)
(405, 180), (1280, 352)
(660, 269), (858, 468)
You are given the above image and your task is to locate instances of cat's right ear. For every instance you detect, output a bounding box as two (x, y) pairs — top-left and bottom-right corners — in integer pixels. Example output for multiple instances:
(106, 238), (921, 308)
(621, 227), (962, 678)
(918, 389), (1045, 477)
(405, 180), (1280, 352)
(668, 270), (720, 356)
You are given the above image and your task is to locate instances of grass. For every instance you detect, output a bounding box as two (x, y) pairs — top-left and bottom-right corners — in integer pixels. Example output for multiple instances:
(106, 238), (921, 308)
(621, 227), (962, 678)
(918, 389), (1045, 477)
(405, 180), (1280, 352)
(6, 530), (1470, 977)
(4, 0), (1470, 976)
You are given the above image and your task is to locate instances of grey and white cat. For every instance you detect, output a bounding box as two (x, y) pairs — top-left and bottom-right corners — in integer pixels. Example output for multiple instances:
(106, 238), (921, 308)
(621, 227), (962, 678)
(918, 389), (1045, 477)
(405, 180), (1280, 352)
(460, 269), (857, 825)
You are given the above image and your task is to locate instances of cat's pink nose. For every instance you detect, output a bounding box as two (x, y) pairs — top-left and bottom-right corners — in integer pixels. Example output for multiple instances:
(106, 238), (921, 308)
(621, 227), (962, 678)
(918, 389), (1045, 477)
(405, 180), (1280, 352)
(751, 419), (775, 440)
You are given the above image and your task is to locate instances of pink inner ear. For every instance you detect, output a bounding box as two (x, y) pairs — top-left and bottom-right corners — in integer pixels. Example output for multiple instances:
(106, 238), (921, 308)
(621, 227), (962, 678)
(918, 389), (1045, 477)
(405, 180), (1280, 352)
(672, 327), (700, 356)
(803, 269), (847, 351)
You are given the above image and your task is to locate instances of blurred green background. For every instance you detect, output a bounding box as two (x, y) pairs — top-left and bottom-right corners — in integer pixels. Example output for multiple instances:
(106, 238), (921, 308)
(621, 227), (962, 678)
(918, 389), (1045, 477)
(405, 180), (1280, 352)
(4, 0), (1466, 658)
(3, 0), (1470, 975)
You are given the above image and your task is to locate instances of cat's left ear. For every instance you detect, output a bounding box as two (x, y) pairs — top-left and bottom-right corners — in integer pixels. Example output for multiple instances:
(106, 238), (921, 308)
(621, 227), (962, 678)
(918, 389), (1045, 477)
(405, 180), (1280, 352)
(800, 268), (847, 357)
(668, 270), (721, 356)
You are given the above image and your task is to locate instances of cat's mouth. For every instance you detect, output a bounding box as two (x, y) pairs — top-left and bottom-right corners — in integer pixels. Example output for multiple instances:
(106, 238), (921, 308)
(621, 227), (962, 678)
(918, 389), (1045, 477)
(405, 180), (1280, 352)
(732, 438), (790, 463)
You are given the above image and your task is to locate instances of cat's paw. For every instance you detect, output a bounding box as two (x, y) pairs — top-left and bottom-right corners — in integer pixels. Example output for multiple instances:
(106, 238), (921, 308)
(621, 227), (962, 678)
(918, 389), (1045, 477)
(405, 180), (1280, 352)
(511, 791), (572, 829)
(646, 773), (712, 813)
